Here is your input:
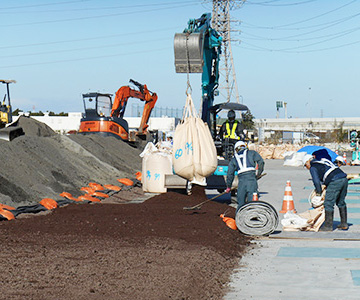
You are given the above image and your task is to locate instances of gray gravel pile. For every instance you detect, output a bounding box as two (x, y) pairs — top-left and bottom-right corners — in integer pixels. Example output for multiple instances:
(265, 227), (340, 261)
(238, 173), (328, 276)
(0, 117), (142, 207)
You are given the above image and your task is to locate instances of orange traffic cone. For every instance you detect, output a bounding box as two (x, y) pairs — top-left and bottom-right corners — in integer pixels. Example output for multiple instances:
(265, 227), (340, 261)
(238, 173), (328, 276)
(280, 180), (296, 213)
(343, 152), (347, 165)
(335, 150), (339, 155)
(252, 192), (259, 201)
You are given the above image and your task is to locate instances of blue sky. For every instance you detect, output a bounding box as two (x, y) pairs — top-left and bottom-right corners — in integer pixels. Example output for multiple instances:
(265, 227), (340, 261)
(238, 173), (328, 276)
(1, 0), (360, 119)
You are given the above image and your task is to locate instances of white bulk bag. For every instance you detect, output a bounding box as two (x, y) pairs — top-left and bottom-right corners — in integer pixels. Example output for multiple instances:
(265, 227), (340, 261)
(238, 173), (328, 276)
(193, 117), (217, 181)
(141, 142), (172, 193)
(172, 93), (217, 185)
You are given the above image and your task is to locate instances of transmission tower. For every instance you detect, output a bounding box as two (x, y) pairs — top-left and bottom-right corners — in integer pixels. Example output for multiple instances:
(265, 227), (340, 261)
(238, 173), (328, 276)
(211, 0), (245, 103)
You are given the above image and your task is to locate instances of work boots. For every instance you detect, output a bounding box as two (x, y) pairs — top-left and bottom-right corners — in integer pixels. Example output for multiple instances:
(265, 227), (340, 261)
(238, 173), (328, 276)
(319, 210), (333, 232)
(337, 206), (349, 230)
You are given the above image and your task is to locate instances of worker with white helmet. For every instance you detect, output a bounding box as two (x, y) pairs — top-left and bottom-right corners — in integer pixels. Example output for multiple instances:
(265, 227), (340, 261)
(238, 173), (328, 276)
(225, 141), (264, 212)
(303, 150), (348, 231)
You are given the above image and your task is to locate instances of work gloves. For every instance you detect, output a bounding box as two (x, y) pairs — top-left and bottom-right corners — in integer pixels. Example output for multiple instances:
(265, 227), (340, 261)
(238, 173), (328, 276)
(225, 187), (231, 193)
(311, 195), (323, 208)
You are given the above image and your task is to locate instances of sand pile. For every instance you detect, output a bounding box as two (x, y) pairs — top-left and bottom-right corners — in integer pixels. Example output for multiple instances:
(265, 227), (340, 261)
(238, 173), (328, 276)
(0, 116), (142, 207)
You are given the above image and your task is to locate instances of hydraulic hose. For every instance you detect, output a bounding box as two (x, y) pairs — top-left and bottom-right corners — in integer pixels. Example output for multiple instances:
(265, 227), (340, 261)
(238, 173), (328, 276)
(235, 201), (279, 236)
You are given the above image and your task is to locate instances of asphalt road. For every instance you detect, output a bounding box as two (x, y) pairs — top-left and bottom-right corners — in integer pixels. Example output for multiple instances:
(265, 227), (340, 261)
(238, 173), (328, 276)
(221, 159), (360, 300)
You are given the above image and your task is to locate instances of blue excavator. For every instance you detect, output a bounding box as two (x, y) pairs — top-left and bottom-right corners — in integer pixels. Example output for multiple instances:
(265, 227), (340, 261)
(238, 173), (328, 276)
(167, 13), (249, 193)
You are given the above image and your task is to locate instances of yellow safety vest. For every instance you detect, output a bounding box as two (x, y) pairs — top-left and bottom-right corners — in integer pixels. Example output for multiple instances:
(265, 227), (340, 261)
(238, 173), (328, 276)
(225, 120), (240, 140)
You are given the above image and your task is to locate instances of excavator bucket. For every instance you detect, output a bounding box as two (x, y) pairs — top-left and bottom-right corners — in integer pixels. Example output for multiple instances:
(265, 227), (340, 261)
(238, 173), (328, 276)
(0, 126), (24, 141)
(174, 32), (204, 73)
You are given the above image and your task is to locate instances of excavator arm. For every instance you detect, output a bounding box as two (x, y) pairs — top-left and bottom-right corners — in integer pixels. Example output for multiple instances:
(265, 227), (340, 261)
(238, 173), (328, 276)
(110, 79), (158, 134)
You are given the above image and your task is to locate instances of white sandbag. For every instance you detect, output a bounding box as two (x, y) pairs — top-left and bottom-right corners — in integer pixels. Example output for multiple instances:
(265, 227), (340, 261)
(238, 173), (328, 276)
(281, 207), (324, 232)
(283, 151), (306, 167)
(281, 211), (309, 231)
(142, 150), (172, 193)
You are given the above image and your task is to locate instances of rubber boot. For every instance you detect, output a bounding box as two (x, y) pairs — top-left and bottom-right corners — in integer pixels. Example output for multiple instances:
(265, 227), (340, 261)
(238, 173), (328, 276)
(319, 210), (333, 232)
(337, 206), (348, 230)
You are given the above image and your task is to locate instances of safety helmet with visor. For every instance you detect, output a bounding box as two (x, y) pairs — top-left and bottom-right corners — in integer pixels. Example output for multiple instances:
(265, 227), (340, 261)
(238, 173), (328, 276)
(234, 141), (246, 153)
(302, 154), (314, 166)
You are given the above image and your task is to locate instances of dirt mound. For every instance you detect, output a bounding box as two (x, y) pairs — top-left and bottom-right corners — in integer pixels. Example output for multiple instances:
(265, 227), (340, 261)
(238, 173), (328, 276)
(16, 115), (57, 137)
(0, 185), (252, 299)
(0, 117), (142, 207)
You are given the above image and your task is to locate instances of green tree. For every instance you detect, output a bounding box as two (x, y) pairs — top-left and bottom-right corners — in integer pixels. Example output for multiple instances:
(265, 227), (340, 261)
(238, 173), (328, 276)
(241, 110), (255, 130)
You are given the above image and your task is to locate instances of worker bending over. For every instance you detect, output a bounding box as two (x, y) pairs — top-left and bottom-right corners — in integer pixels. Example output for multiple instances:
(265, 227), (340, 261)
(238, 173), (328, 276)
(225, 141), (264, 212)
(303, 149), (348, 231)
(219, 110), (245, 143)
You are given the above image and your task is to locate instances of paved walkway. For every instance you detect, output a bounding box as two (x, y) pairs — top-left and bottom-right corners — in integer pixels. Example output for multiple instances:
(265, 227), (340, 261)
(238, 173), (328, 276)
(218, 160), (360, 300)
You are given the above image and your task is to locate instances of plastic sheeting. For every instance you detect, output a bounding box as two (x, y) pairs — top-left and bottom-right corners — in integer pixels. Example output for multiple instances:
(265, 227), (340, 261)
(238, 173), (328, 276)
(235, 201), (279, 236)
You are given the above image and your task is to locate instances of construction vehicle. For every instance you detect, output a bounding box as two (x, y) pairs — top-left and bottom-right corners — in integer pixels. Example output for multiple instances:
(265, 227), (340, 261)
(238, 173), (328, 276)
(166, 13), (249, 192)
(0, 79), (24, 141)
(79, 79), (158, 145)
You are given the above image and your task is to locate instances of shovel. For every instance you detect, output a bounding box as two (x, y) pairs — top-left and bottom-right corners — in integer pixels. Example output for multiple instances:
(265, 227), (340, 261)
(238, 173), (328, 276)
(183, 187), (236, 211)
(182, 173), (267, 211)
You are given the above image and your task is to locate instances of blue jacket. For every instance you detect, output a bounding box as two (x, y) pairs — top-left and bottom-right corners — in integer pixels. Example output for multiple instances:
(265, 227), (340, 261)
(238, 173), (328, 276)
(310, 158), (347, 194)
(226, 149), (264, 188)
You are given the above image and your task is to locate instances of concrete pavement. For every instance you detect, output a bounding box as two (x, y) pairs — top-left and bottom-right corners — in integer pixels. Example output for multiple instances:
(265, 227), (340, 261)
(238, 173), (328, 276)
(221, 159), (360, 300)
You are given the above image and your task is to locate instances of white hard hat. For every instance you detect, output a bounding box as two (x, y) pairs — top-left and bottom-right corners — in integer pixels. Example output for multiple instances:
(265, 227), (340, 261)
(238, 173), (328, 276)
(335, 156), (344, 163)
(234, 141), (246, 152)
(302, 154), (313, 166)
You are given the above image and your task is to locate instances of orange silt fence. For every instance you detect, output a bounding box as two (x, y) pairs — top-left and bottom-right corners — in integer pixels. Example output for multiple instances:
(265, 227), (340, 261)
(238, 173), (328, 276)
(78, 194), (101, 203)
(0, 209), (15, 220)
(280, 180), (297, 213)
(103, 184), (121, 191)
(59, 192), (81, 202)
(88, 182), (105, 191)
(0, 203), (15, 210)
(135, 171), (142, 181)
(40, 198), (58, 210)
(90, 191), (109, 198)
(117, 178), (134, 186)
(81, 187), (96, 193)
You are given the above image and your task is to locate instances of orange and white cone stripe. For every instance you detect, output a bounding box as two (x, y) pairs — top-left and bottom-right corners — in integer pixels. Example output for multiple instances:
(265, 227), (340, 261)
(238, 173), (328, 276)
(280, 180), (296, 213)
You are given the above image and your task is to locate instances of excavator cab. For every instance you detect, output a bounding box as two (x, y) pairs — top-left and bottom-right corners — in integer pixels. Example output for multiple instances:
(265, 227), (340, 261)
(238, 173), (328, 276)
(79, 92), (130, 141)
(0, 79), (24, 141)
(82, 93), (112, 118)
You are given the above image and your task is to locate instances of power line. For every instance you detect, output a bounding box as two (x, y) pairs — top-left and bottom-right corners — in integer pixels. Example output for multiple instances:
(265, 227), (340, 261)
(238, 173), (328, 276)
(0, 47), (168, 68)
(0, 27), (178, 50)
(0, 0), (197, 13)
(0, 37), (170, 59)
(1, 2), (199, 27)
(0, 0), (92, 10)
(245, 0), (318, 7)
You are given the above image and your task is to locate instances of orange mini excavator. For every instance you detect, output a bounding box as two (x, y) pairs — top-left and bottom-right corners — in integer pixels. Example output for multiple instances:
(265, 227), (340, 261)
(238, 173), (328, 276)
(79, 79), (158, 144)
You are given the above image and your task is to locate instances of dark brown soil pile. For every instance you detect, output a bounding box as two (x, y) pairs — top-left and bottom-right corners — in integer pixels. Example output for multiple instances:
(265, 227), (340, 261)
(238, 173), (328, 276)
(0, 117), (253, 299)
(0, 185), (251, 300)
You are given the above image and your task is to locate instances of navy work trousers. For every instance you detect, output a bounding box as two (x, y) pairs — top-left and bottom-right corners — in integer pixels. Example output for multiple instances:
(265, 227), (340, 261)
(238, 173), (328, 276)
(324, 177), (348, 212)
(236, 171), (258, 213)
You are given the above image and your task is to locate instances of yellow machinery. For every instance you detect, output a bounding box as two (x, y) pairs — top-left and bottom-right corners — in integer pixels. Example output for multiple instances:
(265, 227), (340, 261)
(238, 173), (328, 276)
(0, 79), (24, 141)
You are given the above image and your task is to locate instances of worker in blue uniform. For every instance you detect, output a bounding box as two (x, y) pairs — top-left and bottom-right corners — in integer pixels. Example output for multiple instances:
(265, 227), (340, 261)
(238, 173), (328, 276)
(225, 141), (264, 213)
(303, 149), (348, 231)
